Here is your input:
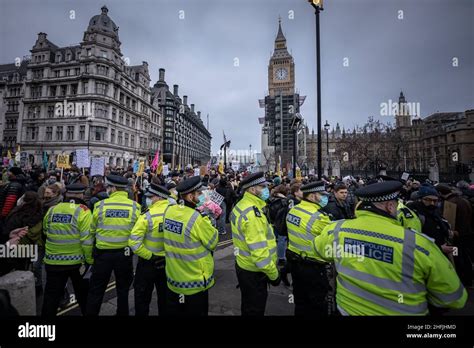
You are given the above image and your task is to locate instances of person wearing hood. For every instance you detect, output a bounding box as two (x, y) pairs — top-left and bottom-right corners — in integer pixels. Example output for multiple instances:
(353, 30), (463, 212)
(407, 184), (452, 255)
(0, 167), (27, 221)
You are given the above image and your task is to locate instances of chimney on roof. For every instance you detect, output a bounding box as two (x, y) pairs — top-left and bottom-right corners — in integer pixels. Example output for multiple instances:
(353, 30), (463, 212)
(191, 104), (195, 113)
(173, 84), (178, 96)
(197, 111), (201, 119)
(159, 68), (165, 82)
(38, 32), (47, 41)
(183, 96), (188, 105)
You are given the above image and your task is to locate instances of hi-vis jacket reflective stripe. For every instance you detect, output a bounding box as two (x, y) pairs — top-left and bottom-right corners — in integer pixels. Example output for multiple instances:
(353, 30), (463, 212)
(129, 199), (169, 259)
(91, 191), (141, 250)
(230, 192), (278, 280)
(163, 203), (218, 296)
(397, 201), (422, 233)
(313, 209), (467, 315)
(43, 202), (93, 265)
(286, 199), (332, 259)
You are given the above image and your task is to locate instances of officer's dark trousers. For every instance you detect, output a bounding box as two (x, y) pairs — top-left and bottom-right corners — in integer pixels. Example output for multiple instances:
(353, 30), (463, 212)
(134, 257), (167, 316)
(289, 256), (329, 317)
(41, 264), (87, 317)
(235, 263), (268, 316)
(86, 249), (133, 316)
(166, 288), (209, 316)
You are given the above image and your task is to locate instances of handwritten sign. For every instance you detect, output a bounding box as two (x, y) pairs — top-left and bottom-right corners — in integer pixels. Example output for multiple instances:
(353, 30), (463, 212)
(90, 157), (105, 177)
(56, 154), (71, 169)
(163, 164), (169, 176)
(76, 149), (90, 168)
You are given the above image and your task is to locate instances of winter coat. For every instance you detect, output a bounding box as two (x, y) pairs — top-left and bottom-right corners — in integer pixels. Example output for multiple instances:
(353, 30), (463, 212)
(0, 175), (26, 219)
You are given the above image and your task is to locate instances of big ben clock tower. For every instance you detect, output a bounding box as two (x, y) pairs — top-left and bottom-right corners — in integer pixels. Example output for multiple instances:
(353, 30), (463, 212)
(268, 17), (295, 97)
(259, 18), (305, 170)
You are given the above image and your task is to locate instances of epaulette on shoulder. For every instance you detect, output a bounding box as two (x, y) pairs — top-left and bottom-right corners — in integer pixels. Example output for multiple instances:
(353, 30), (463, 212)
(253, 206), (262, 218)
(400, 207), (414, 218)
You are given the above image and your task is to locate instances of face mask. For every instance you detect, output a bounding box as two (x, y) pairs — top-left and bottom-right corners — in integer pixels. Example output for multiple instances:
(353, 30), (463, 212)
(146, 198), (153, 207)
(259, 187), (270, 201)
(319, 195), (329, 207)
(47, 178), (57, 185)
(197, 194), (206, 207)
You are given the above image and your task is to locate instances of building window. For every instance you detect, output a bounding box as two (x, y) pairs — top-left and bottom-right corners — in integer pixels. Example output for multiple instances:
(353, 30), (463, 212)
(126, 115), (130, 126)
(56, 126), (63, 140)
(101, 50), (107, 59)
(65, 69), (70, 76)
(97, 65), (108, 76)
(60, 85), (67, 96)
(33, 69), (43, 79)
(87, 49), (91, 57)
(85, 64), (90, 73)
(118, 131), (123, 145)
(131, 134), (135, 147)
(96, 82), (108, 95)
(71, 84), (78, 95)
(67, 126), (74, 140)
(124, 133), (129, 147)
(27, 126), (38, 141)
(83, 82), (88, 94)
(112, 108), (117, 121)
(45, 126), (53, 141)
(54, 70), (60, 78)
(79, 125), (85, 140)
(131, 117), (136, 129)
(94, 103), (108, 118)
(75, 68), (80, 76)
(31, 86), (42, 99)
(47, 105), (54, 118)
(50, 85), (57, 97)
(119, 111), (124, 124)
(111, 129), (115, 143)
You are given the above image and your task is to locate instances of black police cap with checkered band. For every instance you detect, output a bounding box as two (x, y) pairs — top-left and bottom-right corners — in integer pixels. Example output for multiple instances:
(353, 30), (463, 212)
(355, 181), (403, 202)
(240, 172), (267, 190)
(145, 183), (171, 199)
(176, 176), (203, 195)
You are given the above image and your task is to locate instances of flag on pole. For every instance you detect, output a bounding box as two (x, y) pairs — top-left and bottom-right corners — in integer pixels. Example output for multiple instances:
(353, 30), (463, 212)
(133, 160), (139, 173)
(156, 153), (164, 175)
(42, 151), (49, 170)
(137, 161), (145, 176)
(218, 161), (224, 174)
(150, 150), (159, 171)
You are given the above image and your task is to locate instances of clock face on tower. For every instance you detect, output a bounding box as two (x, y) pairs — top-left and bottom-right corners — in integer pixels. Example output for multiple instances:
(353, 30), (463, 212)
(275, 67), (288, 80)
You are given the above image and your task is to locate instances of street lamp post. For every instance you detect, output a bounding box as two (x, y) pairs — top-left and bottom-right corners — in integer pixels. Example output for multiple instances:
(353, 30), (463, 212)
(324, 120), (330, 177)
(308, 0), (324, 179)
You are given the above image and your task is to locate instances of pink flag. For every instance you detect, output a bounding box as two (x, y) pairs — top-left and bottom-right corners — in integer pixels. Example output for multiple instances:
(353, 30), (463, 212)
(150, 150), (159, 171)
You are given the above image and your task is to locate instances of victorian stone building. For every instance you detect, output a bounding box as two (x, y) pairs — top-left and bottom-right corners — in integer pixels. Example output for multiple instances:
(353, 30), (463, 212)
(151, 69), (212, 168)
(302, 91), (473, 181)
(10, 6), (162, 168)
(0, 6), (212, 169)
(0, 61), (28, 155)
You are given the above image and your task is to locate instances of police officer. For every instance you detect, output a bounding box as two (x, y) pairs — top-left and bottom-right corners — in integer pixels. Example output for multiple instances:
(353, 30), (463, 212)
(376, 175), (422, 232)
(163, 176), (218, 316)
(129, 183), (171, 316)
(231, 172), (279, 316)
(312, 181), (467, 315)
(86, 175), (141, 316)
(41, 183), (93, 317)
(286, 181), (332, 316)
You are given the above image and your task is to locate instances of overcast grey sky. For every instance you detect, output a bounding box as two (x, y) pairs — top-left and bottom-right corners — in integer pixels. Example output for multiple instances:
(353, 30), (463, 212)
(1, 0), (473, 153)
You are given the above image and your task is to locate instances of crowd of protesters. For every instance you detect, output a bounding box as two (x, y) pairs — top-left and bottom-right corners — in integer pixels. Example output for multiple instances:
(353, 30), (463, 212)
(0, 162), (473, 314)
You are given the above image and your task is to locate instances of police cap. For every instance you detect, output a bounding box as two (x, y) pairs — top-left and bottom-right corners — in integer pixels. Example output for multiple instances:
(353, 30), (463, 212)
(105, 175), (128, 188)
(66, 183), (86, 194)
(145, 183), (171, 199)
(176, 176), (203, 195)
(240, 172), (267, 190)
(355, 181), (403, 202)
(301, 181), (329, 195)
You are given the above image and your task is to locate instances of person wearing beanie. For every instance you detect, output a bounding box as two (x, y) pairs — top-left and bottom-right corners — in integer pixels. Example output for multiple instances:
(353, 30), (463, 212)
(407, 184), (452, 254)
